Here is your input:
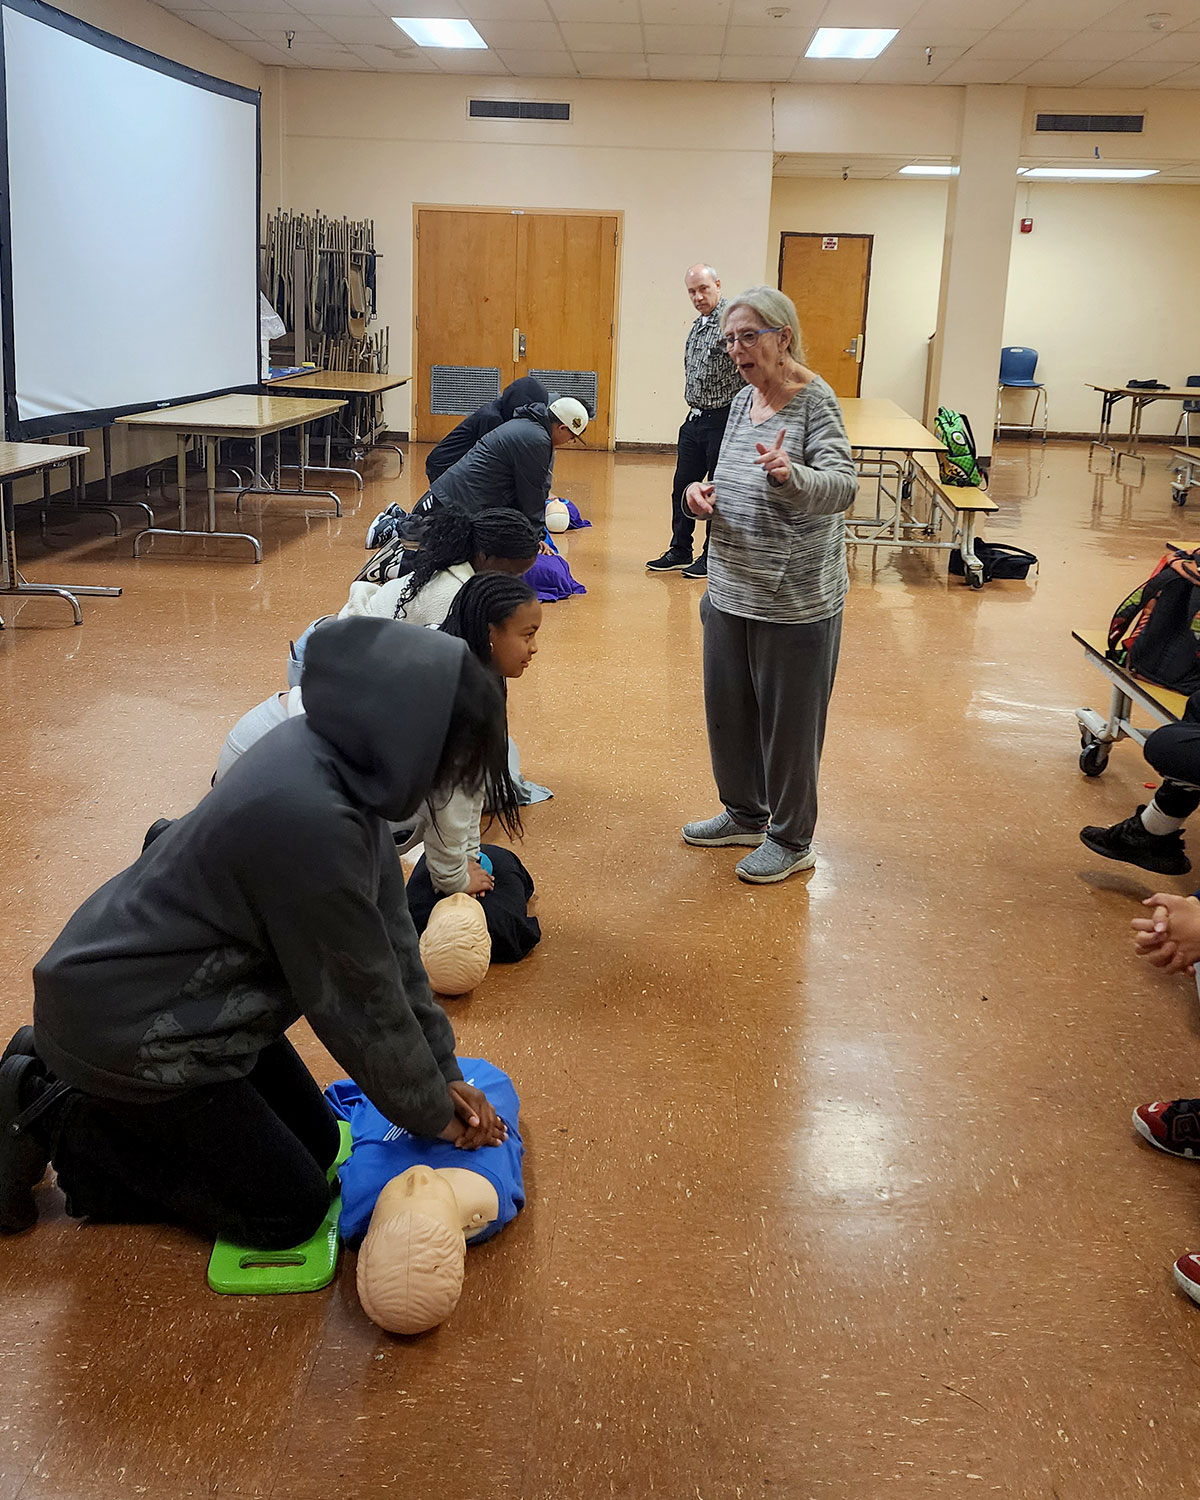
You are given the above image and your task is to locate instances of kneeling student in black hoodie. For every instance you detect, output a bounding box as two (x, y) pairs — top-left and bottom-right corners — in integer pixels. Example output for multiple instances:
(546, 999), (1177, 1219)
(0, 619), (508, 1244)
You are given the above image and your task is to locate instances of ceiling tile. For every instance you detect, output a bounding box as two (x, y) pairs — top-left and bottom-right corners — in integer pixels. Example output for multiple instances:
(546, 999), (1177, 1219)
(308, 15), (417, 43)
(861, 52), (962, 82)
(1008, 58), (1102, 85)
(1092, 0), (1193, 29)
(299, 0), (393, 14)
(882, 33), (985, 52)
(718, 53), (798, 80)
(463, 0), (553, 18)
(787, 56), (871, 82)
(642, 0), (730, 21)
(908, 0), (1023, 27)
(1131, 33), (1200, 63)
(647, 52), (722, 78)
(548, 0), (641, 21)
(964, 28), (1075, 59)
(152, 0), (215, 10)
(570, 51), (650, 76)
(347, 43), (439, 66)
(1156, 63), (1200, 86)
(934, 58), (1027, 83)
(643, 23), (727, 53)
(1082, 59), (1196, 84)
(172, 10), (259, 39)
(558, 22), (643, 50)
(236, 38), (292, 61)
(1003, 0), (1119, 23)
(429, 48), (511, 71)
(473, 18), (564, 48)
(722, 25), (816, 55)
(245, 18), (332, 42)
(275, 41), (367, 64)
(491, 47), (576, 73)
(728, 0), (822, 20)
(1044, 30), (1155, 61)
(200, 0), (299, 13)
(815, 0), (924, 25)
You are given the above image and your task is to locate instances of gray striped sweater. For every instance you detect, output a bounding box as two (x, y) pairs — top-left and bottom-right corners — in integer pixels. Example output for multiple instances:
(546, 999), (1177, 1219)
(706, 378), (858, 624)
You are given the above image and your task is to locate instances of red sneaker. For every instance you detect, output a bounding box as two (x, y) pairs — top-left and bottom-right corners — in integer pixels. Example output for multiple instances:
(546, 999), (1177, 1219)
(1174, 1254), (1200, 1305)
(1133, 1099), (1200, 1160)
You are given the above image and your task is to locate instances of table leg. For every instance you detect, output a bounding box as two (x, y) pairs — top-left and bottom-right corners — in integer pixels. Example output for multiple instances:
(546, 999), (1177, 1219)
(135, 431), (261, 561)
(0, 470), (121, 620)
(235, 423), (342, 517)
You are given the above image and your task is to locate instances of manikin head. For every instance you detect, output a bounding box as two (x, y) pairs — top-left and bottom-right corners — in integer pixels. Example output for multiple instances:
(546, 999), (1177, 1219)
(544, 498), (570, 534)
(356, 1166), (466, 1335)
(685, 263), (721, 317)
(419, 891), (491, 996)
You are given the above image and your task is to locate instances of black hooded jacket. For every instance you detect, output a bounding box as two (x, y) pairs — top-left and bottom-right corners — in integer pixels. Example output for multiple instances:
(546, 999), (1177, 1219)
(425, 376), (549, 484)
(427, 402), (557, 529)
(33, 619), (468, 1138)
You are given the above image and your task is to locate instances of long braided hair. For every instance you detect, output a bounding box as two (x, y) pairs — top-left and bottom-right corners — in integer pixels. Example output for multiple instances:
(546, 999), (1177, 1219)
(438, 572), (538, 838)
(394, 505), (539, 616)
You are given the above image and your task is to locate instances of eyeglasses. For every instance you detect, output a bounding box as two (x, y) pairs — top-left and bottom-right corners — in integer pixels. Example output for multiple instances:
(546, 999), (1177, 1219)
(723, 327), (785, 350)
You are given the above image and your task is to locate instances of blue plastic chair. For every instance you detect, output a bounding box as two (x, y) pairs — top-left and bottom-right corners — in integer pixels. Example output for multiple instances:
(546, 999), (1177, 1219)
(996, 346), (1047, 443)
(1174, 374), (1200, 444)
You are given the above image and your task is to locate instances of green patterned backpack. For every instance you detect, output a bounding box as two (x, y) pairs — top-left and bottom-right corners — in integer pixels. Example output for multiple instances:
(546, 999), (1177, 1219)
(933, 405), (986, 489)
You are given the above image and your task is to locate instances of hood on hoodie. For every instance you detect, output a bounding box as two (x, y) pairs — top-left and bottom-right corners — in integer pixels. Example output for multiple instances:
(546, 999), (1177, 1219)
(497, 376), (548, 421)
(301, 617), (467, 822)
(510, 401), (555, 437)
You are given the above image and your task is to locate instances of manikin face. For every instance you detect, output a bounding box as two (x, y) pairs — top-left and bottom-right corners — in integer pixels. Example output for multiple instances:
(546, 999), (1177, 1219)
(722, 304), (790, 392)
(489, 599), (542, 678)
(472, 551), (537, 577)
(375, 1165), (462, 1235)
(685, 267), (720, 316)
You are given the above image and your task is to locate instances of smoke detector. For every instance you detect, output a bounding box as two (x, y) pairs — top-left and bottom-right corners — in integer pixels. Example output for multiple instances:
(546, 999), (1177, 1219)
(1146, 11), (1171, 29)
(766, 6), (790, 17)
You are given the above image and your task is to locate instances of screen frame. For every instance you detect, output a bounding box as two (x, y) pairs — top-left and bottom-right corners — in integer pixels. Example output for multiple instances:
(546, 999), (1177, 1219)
(0, 0), (261, 440)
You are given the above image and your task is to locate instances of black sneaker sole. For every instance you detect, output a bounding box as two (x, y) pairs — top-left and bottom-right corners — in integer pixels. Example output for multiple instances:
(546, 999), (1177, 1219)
(1079, 828), (1191, 876)
(646, 558), (692, 572)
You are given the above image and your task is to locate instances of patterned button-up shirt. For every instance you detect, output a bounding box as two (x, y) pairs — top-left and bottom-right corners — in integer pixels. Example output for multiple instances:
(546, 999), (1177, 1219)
(683, 299), (744, 412)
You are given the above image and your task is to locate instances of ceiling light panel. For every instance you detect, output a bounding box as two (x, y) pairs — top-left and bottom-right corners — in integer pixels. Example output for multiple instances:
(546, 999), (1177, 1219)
(805, 27), (898, 59)
(1020, 167), (1158, 178)
(392, 18), (488, 47)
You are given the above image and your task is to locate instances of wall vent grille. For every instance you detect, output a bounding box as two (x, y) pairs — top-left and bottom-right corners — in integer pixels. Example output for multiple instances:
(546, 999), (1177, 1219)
(469, 99), (571, 121)
(1035, 113), (1144, 133)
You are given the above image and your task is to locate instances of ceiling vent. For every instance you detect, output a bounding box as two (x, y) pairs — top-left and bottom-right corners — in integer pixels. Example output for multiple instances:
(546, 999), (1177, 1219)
(1035, 113), (1144, 134)
(469, 99), (570, 121)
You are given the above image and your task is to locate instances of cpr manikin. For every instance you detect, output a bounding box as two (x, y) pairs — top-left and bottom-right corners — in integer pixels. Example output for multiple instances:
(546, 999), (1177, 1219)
(544, 498), (570, 534)
(418, 892), (491, 996)
(356, 1164), (500, 1334)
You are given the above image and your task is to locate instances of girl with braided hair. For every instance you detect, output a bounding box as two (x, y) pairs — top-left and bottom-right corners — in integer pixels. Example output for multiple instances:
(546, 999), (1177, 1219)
(286, 507), (539, 687)
(404, 573), (543, 965)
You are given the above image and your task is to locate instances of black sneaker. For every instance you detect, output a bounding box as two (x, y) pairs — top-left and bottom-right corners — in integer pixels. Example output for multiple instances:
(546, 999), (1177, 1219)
(646, 549), (692, 572)
(681, 555), (708, 579)
(1079, 807), (1191, 875)
(0, 1055), (51, 1233)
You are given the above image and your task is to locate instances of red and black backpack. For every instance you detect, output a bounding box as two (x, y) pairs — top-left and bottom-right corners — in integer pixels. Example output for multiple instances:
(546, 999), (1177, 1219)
(1108, 545), (1200, 693)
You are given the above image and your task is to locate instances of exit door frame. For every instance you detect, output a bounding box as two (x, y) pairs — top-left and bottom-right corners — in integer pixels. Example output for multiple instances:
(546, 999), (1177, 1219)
(777, 230), (874, 399)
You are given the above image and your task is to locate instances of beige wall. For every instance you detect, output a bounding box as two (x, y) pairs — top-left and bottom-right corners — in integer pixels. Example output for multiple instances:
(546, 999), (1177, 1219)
(1003, 183), (1200, 436)
(278, 72), (775, 444)
(767, 177), (949, 418)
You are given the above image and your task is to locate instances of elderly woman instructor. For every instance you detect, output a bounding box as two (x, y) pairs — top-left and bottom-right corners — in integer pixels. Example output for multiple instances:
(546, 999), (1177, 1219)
(681, 286), (857, 885)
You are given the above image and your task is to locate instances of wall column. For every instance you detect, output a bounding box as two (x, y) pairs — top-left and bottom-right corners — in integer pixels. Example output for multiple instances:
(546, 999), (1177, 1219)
(927, 85), (1024, 462)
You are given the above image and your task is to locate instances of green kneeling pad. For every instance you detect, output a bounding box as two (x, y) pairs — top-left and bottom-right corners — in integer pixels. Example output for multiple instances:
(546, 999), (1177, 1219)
(207, 1118), (352, 1295)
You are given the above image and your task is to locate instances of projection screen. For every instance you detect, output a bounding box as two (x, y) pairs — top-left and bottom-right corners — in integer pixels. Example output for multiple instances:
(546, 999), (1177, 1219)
(0, 0), (259, 440)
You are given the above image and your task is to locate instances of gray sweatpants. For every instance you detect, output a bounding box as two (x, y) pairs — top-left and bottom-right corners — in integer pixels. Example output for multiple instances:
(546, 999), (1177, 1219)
(701, 595), (842, 852)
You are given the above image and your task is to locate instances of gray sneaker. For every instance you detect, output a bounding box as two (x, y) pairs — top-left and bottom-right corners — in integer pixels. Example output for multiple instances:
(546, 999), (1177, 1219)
(735, 839), (816, 884)
(682, 812), (766, 847)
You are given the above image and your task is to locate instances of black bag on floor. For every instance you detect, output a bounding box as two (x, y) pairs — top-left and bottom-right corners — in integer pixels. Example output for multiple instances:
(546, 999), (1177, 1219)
(949, 540), (1038, 582)
(1107, 545), (1200, 693)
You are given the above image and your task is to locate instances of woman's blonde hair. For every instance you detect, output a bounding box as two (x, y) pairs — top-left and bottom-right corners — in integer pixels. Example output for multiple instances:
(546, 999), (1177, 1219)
(722, 286), (805, 364)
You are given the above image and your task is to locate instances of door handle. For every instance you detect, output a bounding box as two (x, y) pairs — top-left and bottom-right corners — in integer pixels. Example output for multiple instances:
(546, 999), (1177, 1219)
(843, 335), (861, 359)
(513, 328), (526, 361)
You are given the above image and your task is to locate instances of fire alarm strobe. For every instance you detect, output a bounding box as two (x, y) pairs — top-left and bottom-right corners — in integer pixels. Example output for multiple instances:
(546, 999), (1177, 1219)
(1020, 217), (1034, 233)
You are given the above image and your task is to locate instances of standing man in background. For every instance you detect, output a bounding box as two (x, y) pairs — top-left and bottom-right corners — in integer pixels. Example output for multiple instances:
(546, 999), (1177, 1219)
(645, 264), (744, 581)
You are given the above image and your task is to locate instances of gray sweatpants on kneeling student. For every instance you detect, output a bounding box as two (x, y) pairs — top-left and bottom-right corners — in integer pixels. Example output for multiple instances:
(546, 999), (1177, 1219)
(701, 594), (841, 853)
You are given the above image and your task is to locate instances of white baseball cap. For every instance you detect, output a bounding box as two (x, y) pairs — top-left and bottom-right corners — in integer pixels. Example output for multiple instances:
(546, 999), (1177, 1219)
(549, 396), (590, 440)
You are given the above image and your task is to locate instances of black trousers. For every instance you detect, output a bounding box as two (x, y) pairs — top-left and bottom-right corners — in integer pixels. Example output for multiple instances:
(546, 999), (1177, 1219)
(1145, 721), (1200, 819)
(406, 844), (541, 964)
(670, 406), (730, 555)
(38, 1037), (339, 1249)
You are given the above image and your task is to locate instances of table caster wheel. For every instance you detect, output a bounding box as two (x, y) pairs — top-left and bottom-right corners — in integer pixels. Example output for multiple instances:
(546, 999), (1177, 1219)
(966, 564), (984, 589)
(1079, 741), (1109, 777)
(1173, 485), (1189, 506)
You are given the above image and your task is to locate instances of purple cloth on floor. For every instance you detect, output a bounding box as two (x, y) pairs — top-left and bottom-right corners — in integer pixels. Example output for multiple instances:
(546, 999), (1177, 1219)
(526, 551), (586, 601)
(563, 499), (591, 530)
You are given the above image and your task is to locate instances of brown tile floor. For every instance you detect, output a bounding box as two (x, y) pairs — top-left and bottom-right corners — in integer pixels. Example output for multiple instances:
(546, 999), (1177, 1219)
(2, 439), (1200, 1496)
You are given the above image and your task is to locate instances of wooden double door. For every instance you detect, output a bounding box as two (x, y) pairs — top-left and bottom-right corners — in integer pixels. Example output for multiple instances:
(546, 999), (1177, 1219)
(415, 207), (620, 448)
(778, 232), (873, 399)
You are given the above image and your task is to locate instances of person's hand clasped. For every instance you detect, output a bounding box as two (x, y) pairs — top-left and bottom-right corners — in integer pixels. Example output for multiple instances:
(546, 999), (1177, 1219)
(538, 539), (554, 556)
(1132, 892), (1200, 974)
(754, 428), (792, 485)
(464, 860), (494, 898)
(447, 1080), (507, 1149)
(685, 481), (715, 517)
